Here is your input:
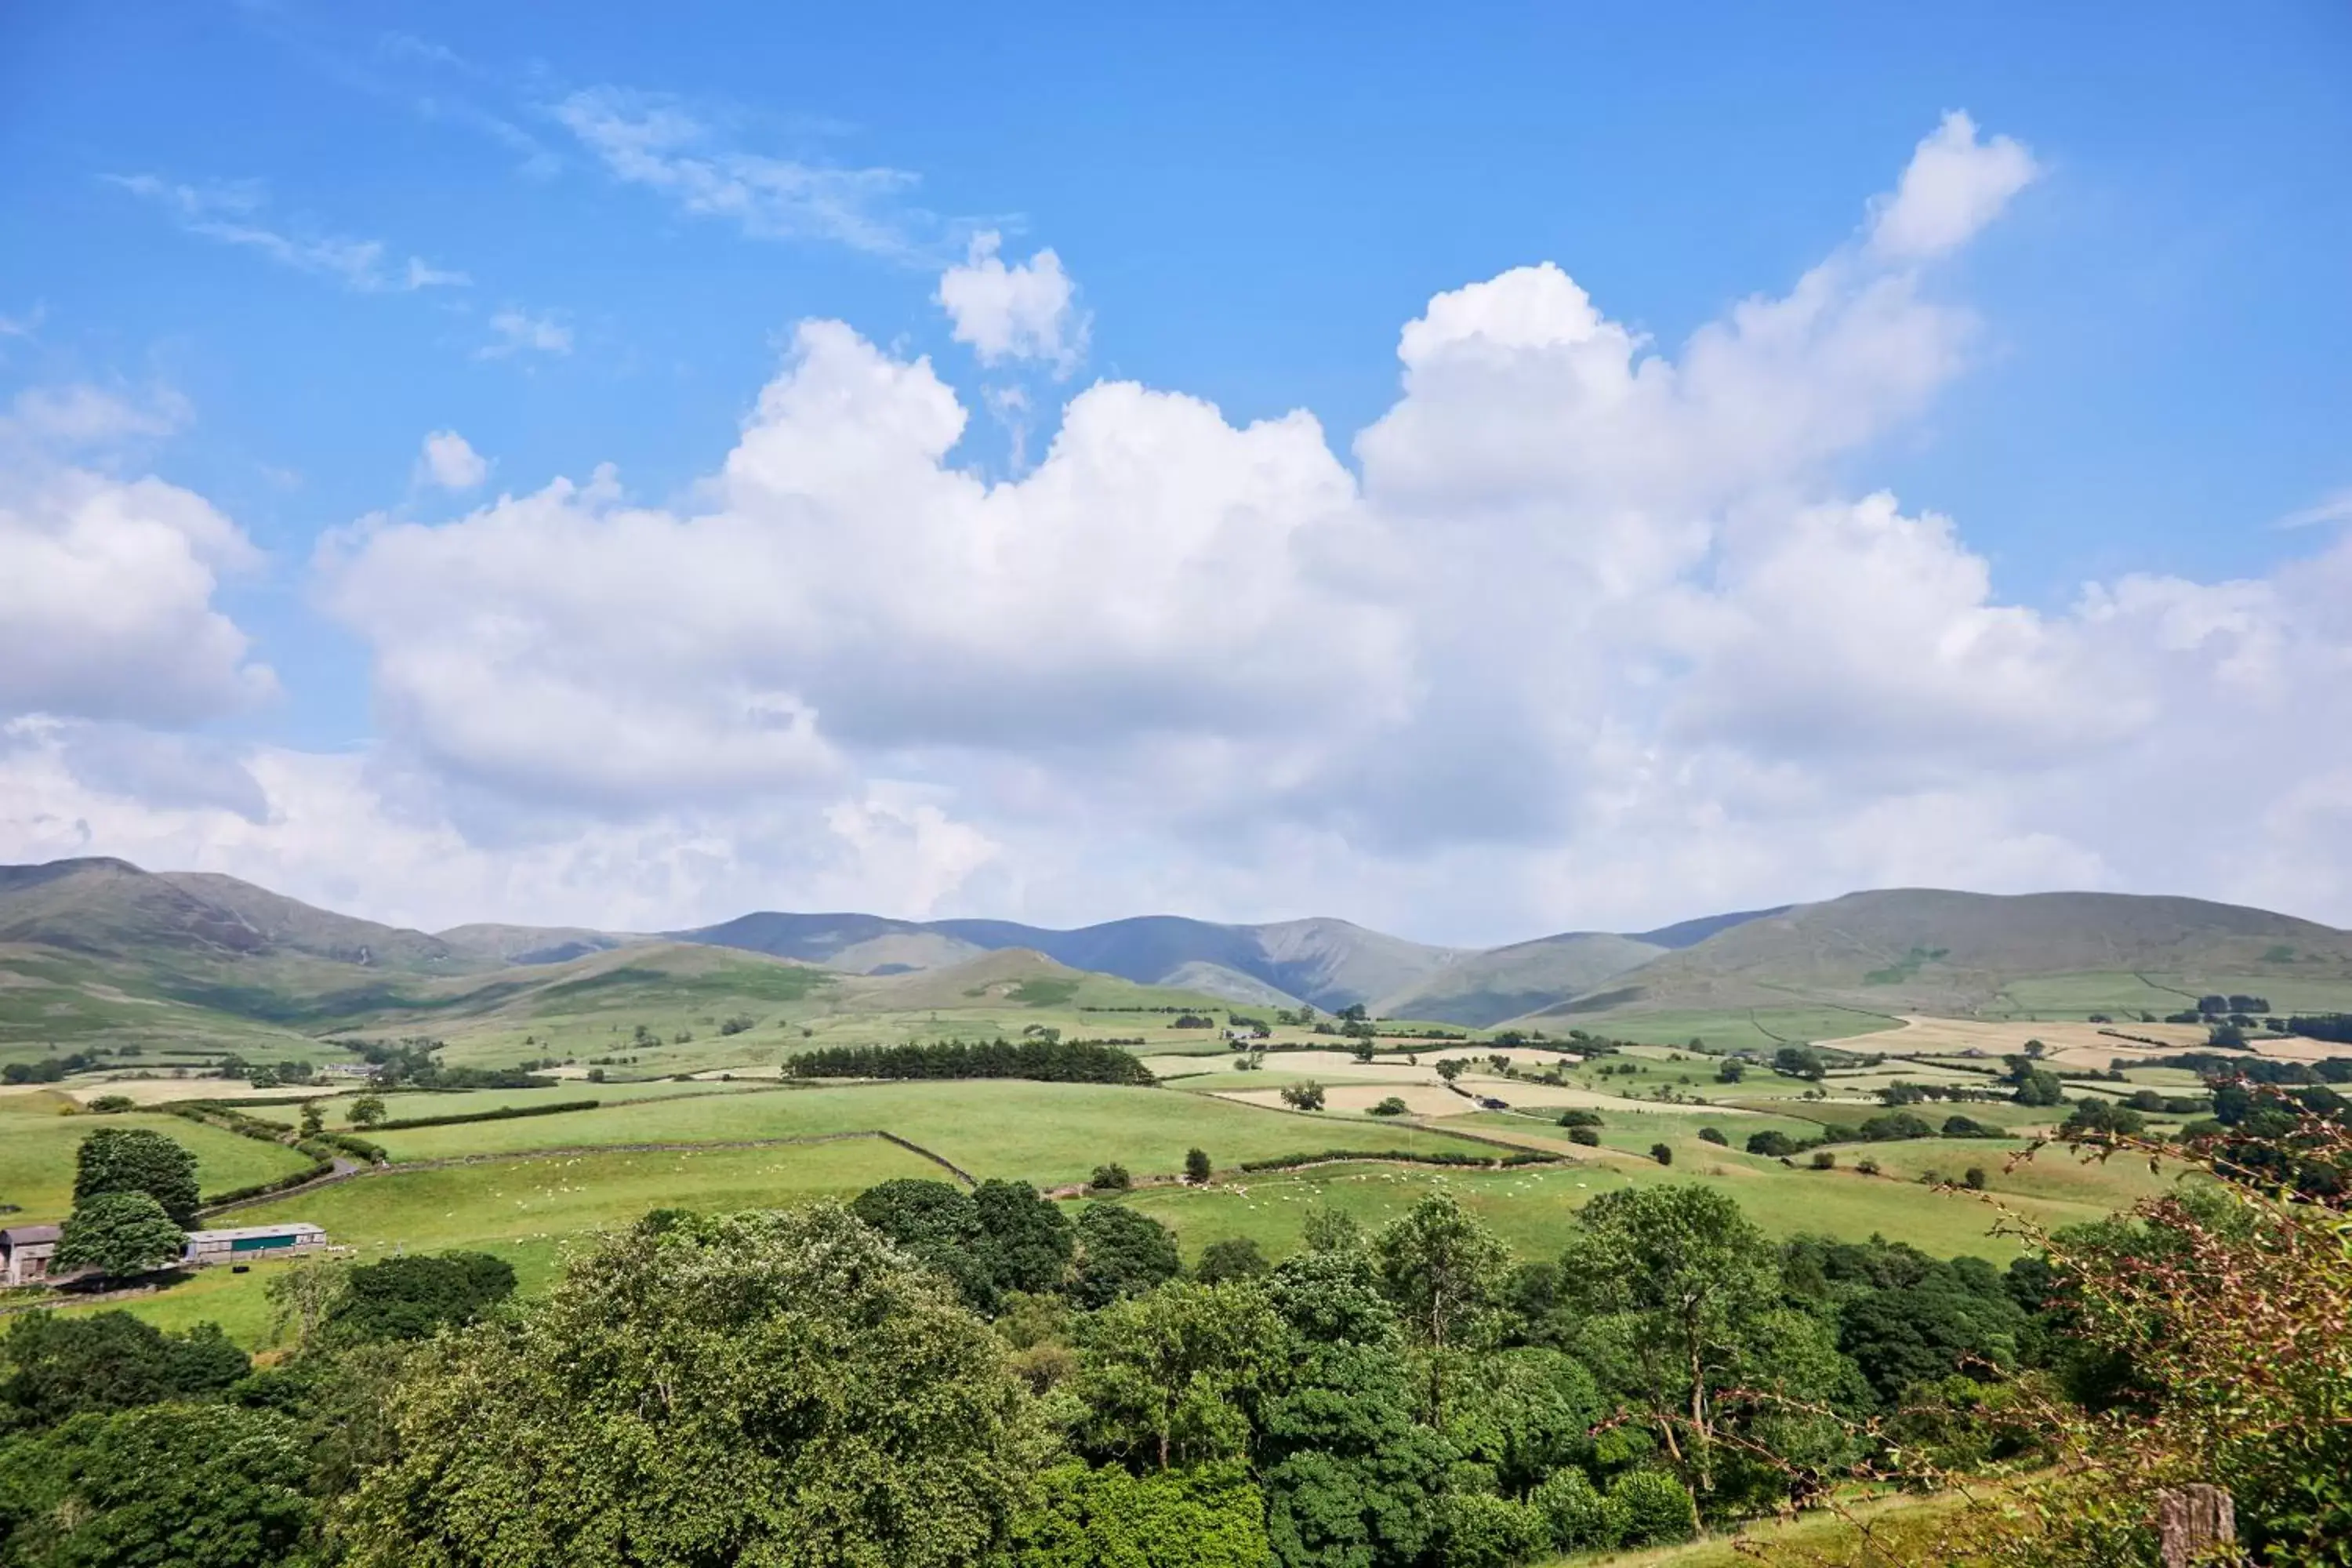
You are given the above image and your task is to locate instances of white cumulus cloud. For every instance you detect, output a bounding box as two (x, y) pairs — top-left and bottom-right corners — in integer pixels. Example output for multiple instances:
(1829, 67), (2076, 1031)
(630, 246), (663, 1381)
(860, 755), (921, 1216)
(23, 114), (2352, 940)
(937, 232), (1089, 373)
(416, 430), (489, 490)
(1867, 111), (2039, 260)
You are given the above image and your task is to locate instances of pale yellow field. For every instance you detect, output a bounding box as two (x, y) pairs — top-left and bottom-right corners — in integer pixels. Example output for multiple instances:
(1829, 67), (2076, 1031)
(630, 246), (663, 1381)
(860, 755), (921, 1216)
(0, 1076), (325, 1110)
(1857, 1014), (2352, 1070)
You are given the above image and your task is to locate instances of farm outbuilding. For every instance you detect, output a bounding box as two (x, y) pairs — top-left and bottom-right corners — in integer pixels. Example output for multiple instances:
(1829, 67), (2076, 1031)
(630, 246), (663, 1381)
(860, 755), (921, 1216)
(0, 1224), (60, 1286)
(181, 1221), (328, 1266)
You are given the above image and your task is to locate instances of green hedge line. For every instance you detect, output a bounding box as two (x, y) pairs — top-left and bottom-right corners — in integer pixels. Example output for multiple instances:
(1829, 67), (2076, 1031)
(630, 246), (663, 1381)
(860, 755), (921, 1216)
(371, 1098), (601, 1132)
(1236, 1148), (1560, 1173)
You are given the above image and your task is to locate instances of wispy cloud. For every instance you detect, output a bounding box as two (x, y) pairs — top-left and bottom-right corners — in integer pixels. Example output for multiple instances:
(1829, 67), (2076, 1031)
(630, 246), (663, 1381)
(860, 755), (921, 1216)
(107, 174), (470, 294)
(0, 303), (43, 339)
(479, 308), (573, 359)
(2, 382), (191, 448)
(552, 87), (938, 260)
(2276, 488), (2352, 530)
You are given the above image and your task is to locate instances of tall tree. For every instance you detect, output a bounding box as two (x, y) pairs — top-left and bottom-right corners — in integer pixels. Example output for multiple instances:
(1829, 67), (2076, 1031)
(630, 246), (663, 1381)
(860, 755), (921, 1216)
(1070, 1207), (1181, 1308)
(1076, 1280), (1283, 1470)
(71, 1127), (201, 1229)
(53, 1192), (185, 1282)
(334, 1204), (1042, 1568)
(1558, 1184), (1780, 1495)
(1370, 1189), (1510, 1424)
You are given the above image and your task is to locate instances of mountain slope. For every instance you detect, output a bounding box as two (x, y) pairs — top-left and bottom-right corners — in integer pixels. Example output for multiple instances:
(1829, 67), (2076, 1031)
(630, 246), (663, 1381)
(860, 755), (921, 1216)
(1375, 931), (1668, 1026)
(684, 909), (1457, 1011)
(0, 859), (470, 975)
(1523, 888), (2352, 1025)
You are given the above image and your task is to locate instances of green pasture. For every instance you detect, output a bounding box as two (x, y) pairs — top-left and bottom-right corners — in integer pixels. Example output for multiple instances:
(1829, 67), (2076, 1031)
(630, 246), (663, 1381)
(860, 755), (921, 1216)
(1991, 969), (2352, 1020)
(0, 1098), (315, 1222)
(63, 1136), (948, 1348)
(1116, 1132), (2165, 1268)
(234, 1077), (797, 1126)
(1438, 1107), (1830, 1156)
(1558, 1006), (1904, 1053)
(365, 1080), (1503, 1186)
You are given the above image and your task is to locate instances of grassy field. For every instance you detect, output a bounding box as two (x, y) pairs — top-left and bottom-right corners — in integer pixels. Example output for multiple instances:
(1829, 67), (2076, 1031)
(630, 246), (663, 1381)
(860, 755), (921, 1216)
(1543, 1487), (1969, 1566)
(1993, 969), (2352, 1019)
(1441, 1107), (1831, 1156)
(0, 1097), (317, 1221)
(360, 1080), (1504, 1185)
(233, 1077), (794, 1126)
(1117, 1125), (2179, 1269)
(60, 1135), (952, 1348)
(1543, 1007), (1907, 1052)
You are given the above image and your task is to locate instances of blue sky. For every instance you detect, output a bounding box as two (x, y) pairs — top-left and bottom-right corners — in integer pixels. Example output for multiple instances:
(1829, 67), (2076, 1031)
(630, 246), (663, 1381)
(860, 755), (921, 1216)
(1, 2), (2348, 940)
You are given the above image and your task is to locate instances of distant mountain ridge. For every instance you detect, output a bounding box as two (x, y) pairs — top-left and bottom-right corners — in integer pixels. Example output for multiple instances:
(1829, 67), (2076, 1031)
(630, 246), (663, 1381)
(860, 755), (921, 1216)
(5, 858), (2349, 1045)
(674, 909), (1690, 1022)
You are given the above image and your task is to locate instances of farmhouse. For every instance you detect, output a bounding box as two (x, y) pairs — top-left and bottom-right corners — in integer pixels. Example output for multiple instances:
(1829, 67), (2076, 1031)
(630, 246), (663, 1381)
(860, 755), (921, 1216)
(182, 1221), (328, 1266)
(0, 1224), (60, 1286)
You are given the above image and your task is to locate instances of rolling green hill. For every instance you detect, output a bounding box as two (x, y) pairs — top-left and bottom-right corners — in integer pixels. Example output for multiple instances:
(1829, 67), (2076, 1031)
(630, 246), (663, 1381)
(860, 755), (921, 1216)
(1374, 931), (1668, 1026)
(1526, 887), (2352, 1034)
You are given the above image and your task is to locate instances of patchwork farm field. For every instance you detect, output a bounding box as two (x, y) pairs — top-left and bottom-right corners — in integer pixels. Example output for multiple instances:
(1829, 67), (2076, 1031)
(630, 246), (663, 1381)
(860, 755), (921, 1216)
(364, 1078), (1504, 1183)
(0, 1094), (314, 1218)
(1114, 1138), (2181, 1266)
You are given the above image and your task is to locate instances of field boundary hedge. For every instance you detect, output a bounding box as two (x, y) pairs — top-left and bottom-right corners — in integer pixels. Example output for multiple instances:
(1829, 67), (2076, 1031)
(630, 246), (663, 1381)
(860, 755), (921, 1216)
(371, 1099), (601, 1131)
(1236, 1148), (1562, 1173)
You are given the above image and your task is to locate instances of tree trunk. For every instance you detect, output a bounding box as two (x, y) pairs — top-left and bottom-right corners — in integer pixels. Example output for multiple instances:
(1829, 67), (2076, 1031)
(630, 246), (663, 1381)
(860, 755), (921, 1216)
(2157, 1485), (2234, 1568)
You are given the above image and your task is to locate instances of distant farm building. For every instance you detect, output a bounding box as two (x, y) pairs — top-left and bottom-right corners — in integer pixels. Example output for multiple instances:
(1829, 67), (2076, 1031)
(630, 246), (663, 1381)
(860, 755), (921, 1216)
(183, 1222), (328, 1265)
(0, 1224), (60, 1286)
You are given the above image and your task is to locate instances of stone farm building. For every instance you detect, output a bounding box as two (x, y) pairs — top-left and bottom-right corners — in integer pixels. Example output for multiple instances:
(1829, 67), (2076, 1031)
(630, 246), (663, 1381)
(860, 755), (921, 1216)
(0, 1224), (59, 1286)
(1, 1220), (326, 1285)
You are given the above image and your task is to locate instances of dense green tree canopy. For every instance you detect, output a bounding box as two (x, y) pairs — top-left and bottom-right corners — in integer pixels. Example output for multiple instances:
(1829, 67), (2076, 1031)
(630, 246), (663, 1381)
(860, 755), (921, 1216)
(328, 1251), (518, 1345)
(1069, 1205), (1181, 1309)
(1008, 1459), (1269, 1568)
(53, 1192), (184, 1281)
(335, 1204), (1040, 1568)
(0, 1403), (315, 1568)
(973, 1179), (1076, 1300)
(71, 1128), (201, 1229)
(0, 1313), (245, 1432)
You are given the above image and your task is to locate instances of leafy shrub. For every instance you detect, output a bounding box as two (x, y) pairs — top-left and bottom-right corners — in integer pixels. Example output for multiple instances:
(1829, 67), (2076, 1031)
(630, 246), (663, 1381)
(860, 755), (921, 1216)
(1650, 1143), (1673, 1166)
(1610, 1469), (1697, 1545)
(1069, 1205), (1180, 1308)
(330, 1251), (518, 1343)
(1859, 1111), (1936, 1142)
(1566, 1127), (1600, 1147)
(1439, 1491), (1548, 1568)
(1088, 1163), (1132, 1192)
(1368, 1096), (1409, 1116)
(1193, 1237), (1270, 1283)
(1747, 1130), (1798, 1157)
(1279, 1081), (1327, 1111)
(1555, 1109), (1603, 1128)
(85, 1094), (136, 1114)
(1812, 1149), (1838, 1170)
(1531, 1466), (1624, 1551)
(1184, 1147), (1212, 1184)
(1963, 1167), (1987, 1189)
(1857, 1156), (1881, 1176)
(1697, 1127), (1728, 1145)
